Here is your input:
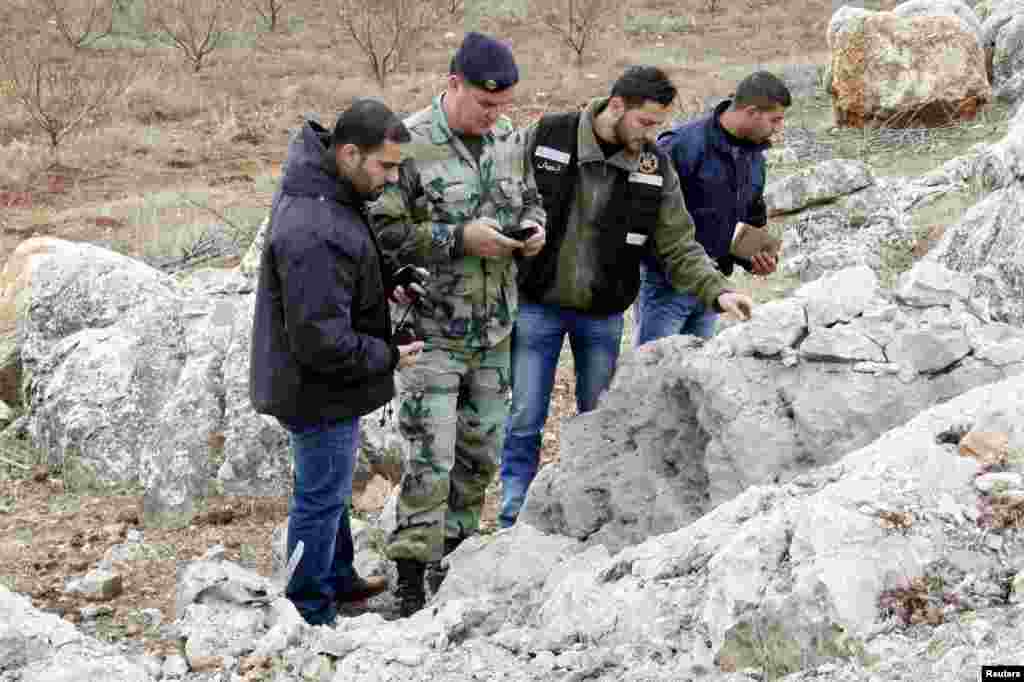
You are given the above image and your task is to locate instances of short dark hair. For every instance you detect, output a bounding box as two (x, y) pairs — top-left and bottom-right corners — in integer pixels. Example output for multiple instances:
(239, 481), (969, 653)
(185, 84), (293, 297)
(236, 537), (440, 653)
(610, 66), (677, 109)
(332, 98), (410, 153)
(732, 71), (792, 111)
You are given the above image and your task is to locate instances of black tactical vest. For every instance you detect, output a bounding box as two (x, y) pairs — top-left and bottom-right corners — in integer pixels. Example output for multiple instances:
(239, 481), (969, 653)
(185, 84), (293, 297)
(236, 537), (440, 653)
(518, 111), (667, 315)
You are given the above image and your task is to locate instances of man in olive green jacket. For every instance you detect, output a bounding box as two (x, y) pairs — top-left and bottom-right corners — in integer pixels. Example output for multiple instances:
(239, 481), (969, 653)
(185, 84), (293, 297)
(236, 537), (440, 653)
(368, 32), (546, 617)
(499, 66), (753, 528)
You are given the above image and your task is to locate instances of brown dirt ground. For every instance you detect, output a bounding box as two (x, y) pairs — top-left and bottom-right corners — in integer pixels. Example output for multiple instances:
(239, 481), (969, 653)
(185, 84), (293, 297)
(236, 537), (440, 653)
(0, 0), (853, 665)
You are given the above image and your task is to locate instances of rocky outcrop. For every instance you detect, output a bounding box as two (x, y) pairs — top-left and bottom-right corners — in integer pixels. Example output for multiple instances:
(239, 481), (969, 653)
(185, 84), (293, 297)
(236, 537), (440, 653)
(0, 237), (405, 529)
(981, 0), (1024, 103)
(10, 370), (1024, 681)
(766, 159), (874, 217)
(521, 266), (1024, 555)
(926, 184), (1024, 326)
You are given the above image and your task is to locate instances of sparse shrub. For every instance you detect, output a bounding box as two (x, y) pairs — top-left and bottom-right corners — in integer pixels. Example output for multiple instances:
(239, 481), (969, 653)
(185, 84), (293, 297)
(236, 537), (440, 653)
(878, 237), (916, 289)
(978, 495), (1024, 529)
(152, 0), (241, 73)
(336, 0), (432, 83)
(244, 0), (286, 32)
(878, 575), (946, 626)
(542, 0), (615, 66)
(0, 46), (136, 164)
(43, 0), (112, 50)
(121, 65), (205, 124)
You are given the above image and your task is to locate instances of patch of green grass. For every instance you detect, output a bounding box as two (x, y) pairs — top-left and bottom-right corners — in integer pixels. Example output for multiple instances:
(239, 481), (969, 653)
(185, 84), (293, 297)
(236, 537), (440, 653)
(0, 575), (16, 591)
(48, 493), (83, 514)
(127, 608), (163, 637)
(240, 543), (259, 567)
(624, 13), (696, 34)
(991, 479), (1011, 496)
(925, 636), (947, 660)
(221, 206), (268, 251)
(254, 174), (279, 196)
(0, 495), (15, 514)
(821, 102), (1014, 178)
(717, 620), (803, 680)
(93, 614), (128, 643)
(466, 0), (529, 25)
(256, 15), (306, 35)
(878, 238), (916, 290)
(909, 185), (987, 239)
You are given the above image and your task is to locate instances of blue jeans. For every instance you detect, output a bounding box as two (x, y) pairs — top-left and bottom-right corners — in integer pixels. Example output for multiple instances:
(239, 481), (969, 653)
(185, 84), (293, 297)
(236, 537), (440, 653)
(282, 416), (360, 626)
(499, 301), (624, 528)
(634, 261), (719, 348)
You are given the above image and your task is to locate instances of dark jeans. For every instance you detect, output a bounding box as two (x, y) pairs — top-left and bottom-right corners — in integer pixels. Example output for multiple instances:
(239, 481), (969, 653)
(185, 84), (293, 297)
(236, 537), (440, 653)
(634, 260), (718, 347)
(499, 301), (624, 528)
(282, 416), (360, 626)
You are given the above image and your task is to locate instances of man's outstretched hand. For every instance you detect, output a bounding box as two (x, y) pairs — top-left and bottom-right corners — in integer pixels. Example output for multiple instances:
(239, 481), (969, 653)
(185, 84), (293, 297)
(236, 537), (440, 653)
(717, 291), (754, 322)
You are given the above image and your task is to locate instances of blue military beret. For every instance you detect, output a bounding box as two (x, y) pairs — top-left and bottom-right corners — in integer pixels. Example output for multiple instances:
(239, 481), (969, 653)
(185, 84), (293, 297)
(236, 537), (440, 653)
(450, 32), (519, 92)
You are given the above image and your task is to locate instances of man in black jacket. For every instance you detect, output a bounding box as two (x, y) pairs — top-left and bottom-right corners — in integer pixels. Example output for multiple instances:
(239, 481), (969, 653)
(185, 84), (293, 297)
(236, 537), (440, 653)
(250, 99), (424, 626)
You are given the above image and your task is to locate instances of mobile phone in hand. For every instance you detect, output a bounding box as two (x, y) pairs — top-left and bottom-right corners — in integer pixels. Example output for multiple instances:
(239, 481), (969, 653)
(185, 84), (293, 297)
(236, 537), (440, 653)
(505, 225), (538, 242)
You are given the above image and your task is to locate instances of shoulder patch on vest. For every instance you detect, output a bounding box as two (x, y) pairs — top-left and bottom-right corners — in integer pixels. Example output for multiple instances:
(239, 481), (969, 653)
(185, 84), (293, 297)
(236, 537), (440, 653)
(535, 145), (571, 165)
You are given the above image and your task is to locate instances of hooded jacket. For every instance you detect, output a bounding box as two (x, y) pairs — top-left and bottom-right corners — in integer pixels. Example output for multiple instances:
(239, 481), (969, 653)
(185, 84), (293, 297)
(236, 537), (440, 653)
(249, 120), (398, 426)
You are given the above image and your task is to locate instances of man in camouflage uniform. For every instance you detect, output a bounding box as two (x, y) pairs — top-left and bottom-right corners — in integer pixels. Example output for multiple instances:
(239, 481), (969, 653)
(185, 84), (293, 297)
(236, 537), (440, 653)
(369, 32), (546, 617)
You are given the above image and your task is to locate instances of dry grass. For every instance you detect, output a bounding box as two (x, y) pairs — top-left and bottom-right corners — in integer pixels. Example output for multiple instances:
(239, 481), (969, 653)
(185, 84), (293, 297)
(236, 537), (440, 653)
(878, 575), (946, 626)
(0, 0), (837, 286)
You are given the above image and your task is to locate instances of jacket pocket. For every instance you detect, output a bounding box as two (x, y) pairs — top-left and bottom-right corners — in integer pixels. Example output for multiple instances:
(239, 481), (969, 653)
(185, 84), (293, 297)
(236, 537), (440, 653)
(424, 180), (477, 223)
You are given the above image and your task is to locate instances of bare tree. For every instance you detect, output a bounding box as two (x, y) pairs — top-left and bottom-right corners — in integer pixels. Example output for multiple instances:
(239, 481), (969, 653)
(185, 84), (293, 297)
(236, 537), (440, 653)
(445, 0), (464, 13)
(42, 0), (113, 49)
(153, 0), (239, 73)
(245, 0), (285, 31)
(0, 46), (136, 164)
(543, 0), (614, 66)
(338, 0), (432, 83)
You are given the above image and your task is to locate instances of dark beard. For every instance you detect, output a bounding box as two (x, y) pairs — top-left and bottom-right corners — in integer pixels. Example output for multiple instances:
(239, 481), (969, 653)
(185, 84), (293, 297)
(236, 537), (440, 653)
(614, 118), (643, 153)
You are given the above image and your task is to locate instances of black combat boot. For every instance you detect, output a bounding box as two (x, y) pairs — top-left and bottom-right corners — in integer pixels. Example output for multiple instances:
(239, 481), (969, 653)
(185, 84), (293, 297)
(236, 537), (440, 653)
(425, 536), (466, 596)
(394, 559), (426, 618)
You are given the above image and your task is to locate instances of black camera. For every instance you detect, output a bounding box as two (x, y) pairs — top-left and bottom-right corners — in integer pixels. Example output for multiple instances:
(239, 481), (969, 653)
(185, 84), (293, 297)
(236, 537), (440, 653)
(393, 323), (419, 345)
(391, 265), (430, 292)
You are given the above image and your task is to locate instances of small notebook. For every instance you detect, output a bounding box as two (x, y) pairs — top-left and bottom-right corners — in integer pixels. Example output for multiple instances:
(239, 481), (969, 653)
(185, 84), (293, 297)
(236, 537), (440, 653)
(730, 222), (781, 260)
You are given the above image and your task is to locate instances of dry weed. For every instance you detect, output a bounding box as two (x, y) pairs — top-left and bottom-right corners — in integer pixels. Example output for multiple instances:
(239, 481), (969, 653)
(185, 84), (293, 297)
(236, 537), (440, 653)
(978, 495), (1024, 530)
(878, 575), (946, 626)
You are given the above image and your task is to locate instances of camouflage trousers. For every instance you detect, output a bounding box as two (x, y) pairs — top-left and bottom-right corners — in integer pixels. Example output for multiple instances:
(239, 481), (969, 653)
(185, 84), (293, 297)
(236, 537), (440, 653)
(386, 336), (511, 564)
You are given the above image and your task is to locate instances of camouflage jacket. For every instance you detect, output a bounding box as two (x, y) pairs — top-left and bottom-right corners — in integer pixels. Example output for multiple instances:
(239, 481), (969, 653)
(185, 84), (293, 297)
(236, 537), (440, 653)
(369, 95), (545, 350)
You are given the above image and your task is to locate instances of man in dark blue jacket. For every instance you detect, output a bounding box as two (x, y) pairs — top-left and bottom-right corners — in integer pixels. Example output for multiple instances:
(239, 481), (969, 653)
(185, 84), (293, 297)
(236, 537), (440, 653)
(634, 71), (791, 347)
(249, 99), (424, 626)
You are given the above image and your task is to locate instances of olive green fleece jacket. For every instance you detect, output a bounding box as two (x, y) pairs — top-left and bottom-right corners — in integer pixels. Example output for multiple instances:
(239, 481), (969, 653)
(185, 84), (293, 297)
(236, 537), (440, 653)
(520, 97), (731, 311)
